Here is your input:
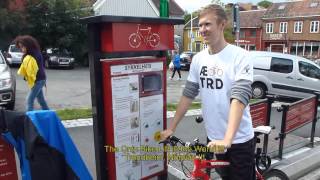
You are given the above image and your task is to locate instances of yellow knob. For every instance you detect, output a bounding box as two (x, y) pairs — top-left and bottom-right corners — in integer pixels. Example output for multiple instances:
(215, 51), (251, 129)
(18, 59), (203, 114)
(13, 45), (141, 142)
(154, 131), (161, 142)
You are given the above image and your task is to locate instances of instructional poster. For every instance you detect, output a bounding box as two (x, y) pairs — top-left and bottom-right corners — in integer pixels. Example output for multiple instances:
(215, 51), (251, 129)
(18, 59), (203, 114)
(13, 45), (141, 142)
(112, 75), (141, 180)
(110, 61), (164, 180)
(140, 94), (164, 177)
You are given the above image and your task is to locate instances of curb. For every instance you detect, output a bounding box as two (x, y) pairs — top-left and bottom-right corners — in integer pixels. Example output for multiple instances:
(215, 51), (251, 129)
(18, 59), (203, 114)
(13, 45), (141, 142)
(61, 102), (297, 128)
(62, 109), (202, 128)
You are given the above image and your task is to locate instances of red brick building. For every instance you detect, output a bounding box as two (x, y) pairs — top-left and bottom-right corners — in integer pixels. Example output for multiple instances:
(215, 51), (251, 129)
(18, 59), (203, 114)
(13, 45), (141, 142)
(238, 9), (266, 51)
(7, 0), (25, 11)
(261, 0), (320, 60)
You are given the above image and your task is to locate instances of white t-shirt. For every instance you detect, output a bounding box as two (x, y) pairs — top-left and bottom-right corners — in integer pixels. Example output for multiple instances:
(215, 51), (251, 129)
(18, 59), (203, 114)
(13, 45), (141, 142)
(187, 44), (254, 144)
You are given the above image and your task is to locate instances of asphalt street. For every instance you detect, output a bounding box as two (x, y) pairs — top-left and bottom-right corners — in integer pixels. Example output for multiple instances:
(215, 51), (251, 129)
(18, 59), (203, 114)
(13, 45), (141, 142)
(12, 66), (92, 111)
(11, 66), (320, 179)
(12, 67), (194, 111)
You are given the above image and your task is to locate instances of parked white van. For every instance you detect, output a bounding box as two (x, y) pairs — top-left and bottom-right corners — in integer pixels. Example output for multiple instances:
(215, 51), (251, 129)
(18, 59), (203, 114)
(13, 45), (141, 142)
(248, 51), (320, 99)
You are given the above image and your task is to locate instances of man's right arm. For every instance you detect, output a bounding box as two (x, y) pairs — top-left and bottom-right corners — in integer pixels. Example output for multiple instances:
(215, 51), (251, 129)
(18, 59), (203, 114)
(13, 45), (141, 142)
(160, 81), (199, 140)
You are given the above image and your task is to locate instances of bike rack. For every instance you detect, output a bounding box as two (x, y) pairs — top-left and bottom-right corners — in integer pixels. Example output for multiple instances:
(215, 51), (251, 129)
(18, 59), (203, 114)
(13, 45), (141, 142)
(276, 93), (319, 159)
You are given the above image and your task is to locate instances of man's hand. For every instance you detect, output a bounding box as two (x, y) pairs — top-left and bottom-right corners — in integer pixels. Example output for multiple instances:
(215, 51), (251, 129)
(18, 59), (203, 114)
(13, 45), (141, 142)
(160, 129), (174, 141)
(207, 139), (232, 153)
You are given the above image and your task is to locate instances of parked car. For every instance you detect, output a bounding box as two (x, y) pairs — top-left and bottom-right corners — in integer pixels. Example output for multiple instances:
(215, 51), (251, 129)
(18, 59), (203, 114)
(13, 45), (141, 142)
(249, 51), (320, 99)
(43, 48), (75, 69)
(5, 44), (23, 65)
(180, 51), (196, 70)
(0, 50), (16, 110)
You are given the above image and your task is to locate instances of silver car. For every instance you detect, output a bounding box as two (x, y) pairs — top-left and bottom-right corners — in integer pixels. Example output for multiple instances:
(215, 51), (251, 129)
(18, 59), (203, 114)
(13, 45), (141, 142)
(0, 50), (16, 110)
(6, 44), (23, 65)
(249, 51), (320, 99)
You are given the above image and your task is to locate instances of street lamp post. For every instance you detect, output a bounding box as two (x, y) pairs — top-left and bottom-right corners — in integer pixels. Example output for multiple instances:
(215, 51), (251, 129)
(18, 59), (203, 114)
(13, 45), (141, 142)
(190, 12), (193, 52)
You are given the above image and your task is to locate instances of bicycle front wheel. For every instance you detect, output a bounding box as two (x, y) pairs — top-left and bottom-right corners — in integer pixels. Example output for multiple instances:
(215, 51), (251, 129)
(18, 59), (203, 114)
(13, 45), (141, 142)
(263, 169), (289, 180)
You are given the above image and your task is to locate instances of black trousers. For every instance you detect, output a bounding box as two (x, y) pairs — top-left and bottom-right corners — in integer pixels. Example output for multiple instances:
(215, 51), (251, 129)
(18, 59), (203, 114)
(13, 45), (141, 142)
(171, 67), (181, 78)
(206, 138), (256, 180)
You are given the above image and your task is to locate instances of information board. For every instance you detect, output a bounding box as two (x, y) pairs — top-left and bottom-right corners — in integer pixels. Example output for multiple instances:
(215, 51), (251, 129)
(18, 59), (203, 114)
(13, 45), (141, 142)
(250, 102), (268, 127)
(285, 97), (317, 133)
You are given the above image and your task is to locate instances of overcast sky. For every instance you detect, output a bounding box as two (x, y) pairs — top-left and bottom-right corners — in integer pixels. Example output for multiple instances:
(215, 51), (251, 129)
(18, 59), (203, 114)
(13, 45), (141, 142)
(174, 0), (288, 12)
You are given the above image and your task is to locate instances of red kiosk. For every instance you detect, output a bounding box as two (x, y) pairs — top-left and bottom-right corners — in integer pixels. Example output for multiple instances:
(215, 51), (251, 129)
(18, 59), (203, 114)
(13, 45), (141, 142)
(0, 137), (18, 180)
(83, 16), (184, 180)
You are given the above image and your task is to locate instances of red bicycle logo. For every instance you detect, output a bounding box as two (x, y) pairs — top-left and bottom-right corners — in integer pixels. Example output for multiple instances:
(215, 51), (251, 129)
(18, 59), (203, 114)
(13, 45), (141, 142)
(128, 24), (160, 48)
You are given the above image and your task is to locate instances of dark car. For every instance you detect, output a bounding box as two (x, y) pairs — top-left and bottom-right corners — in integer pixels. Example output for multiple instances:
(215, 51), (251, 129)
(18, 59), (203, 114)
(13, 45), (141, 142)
(180, 51), (195, 70)
(43, 48), (75, 69)
(0, 50), (16, 110)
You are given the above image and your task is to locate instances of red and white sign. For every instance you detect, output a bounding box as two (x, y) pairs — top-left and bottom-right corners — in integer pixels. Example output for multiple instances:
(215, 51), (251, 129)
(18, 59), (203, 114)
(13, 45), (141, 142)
(285, 97), (317, 133)
(250, 102), (268, 127)
(0, 137), (18, 180)
(101, 23), (174, 52)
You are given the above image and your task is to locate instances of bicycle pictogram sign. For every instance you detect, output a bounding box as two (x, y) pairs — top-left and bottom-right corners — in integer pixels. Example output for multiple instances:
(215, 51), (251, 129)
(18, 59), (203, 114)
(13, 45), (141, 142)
(128, 24), (160, 48)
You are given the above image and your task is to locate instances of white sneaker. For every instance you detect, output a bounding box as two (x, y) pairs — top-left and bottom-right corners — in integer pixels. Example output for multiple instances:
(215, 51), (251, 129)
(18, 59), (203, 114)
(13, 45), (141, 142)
(177, 78), (181, 80)
(169, 77), (172, 80)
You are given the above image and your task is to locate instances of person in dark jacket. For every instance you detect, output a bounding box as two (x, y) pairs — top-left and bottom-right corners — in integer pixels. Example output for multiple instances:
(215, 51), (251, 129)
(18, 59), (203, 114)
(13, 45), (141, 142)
(170, 50), (182, 80)
(14, 35), (49, 111)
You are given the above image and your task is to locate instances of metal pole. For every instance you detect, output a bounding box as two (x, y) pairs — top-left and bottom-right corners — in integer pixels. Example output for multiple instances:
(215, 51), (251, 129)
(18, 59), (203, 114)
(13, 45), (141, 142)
(190, 12), (193, 52)
(310, 94), (319, 147)
(160, 0), (169, 18)
(263, 98), (273, 154)
(236, 31), (239, 47)
(278, 105), (288, 160)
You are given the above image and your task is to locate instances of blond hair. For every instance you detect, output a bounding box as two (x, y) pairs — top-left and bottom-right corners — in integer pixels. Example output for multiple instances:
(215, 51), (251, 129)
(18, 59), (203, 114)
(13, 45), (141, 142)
(199, 4), (227, 24)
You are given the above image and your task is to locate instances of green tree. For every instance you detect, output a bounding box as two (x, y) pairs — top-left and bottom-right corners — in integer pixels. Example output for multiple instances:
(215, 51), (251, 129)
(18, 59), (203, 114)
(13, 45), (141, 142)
(258, 0), (272, 8)
(0, 0), (25, 49)
(24, 0), (92, 65)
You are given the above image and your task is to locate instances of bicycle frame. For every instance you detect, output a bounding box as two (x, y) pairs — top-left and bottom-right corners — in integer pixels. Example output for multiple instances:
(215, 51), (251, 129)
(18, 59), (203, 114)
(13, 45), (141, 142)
(135, 24), (152, 42)
(189, 156), (264, 180)
(191, 157), (229, 180)
(161, 135), (266, 180)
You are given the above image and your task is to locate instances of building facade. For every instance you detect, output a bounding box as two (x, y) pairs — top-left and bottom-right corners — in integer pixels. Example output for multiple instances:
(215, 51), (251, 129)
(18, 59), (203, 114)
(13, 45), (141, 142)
(261, 0), (320, 60)
(238, 10), (266, 51)
(183, 16), (207, 52)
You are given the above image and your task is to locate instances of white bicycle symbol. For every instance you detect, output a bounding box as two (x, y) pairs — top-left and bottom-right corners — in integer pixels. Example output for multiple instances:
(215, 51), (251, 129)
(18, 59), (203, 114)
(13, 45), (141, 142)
(209, 66), (223, 76)
(128, 24), (160, 48)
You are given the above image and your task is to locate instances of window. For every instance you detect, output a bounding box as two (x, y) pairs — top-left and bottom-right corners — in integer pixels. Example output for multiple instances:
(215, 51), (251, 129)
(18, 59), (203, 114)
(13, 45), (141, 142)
(203, 43), (208, 49)
(266, 23), (274, 33)
(310, 2), (318, 7)
(270, 57), (293, 73)
(240, 30), (245, 38)
(279, 22), (288, 33)
(294, 21), (303, 33)
(310, 21), (319, 33)
(249, 45), (256, 51)
(250, 29), (256, 37)
(196, 30), (200, 37)
(278, 5), (285, 9)
(299, 61), (320, 79)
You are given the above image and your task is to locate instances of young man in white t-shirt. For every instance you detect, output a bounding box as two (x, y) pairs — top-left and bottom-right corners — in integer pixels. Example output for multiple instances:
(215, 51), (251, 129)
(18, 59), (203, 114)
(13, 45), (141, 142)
(160, 4), (255, 180)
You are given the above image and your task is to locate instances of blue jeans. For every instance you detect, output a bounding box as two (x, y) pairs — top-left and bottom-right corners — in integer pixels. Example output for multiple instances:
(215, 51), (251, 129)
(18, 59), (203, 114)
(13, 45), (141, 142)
(27, 80), (49, 111)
